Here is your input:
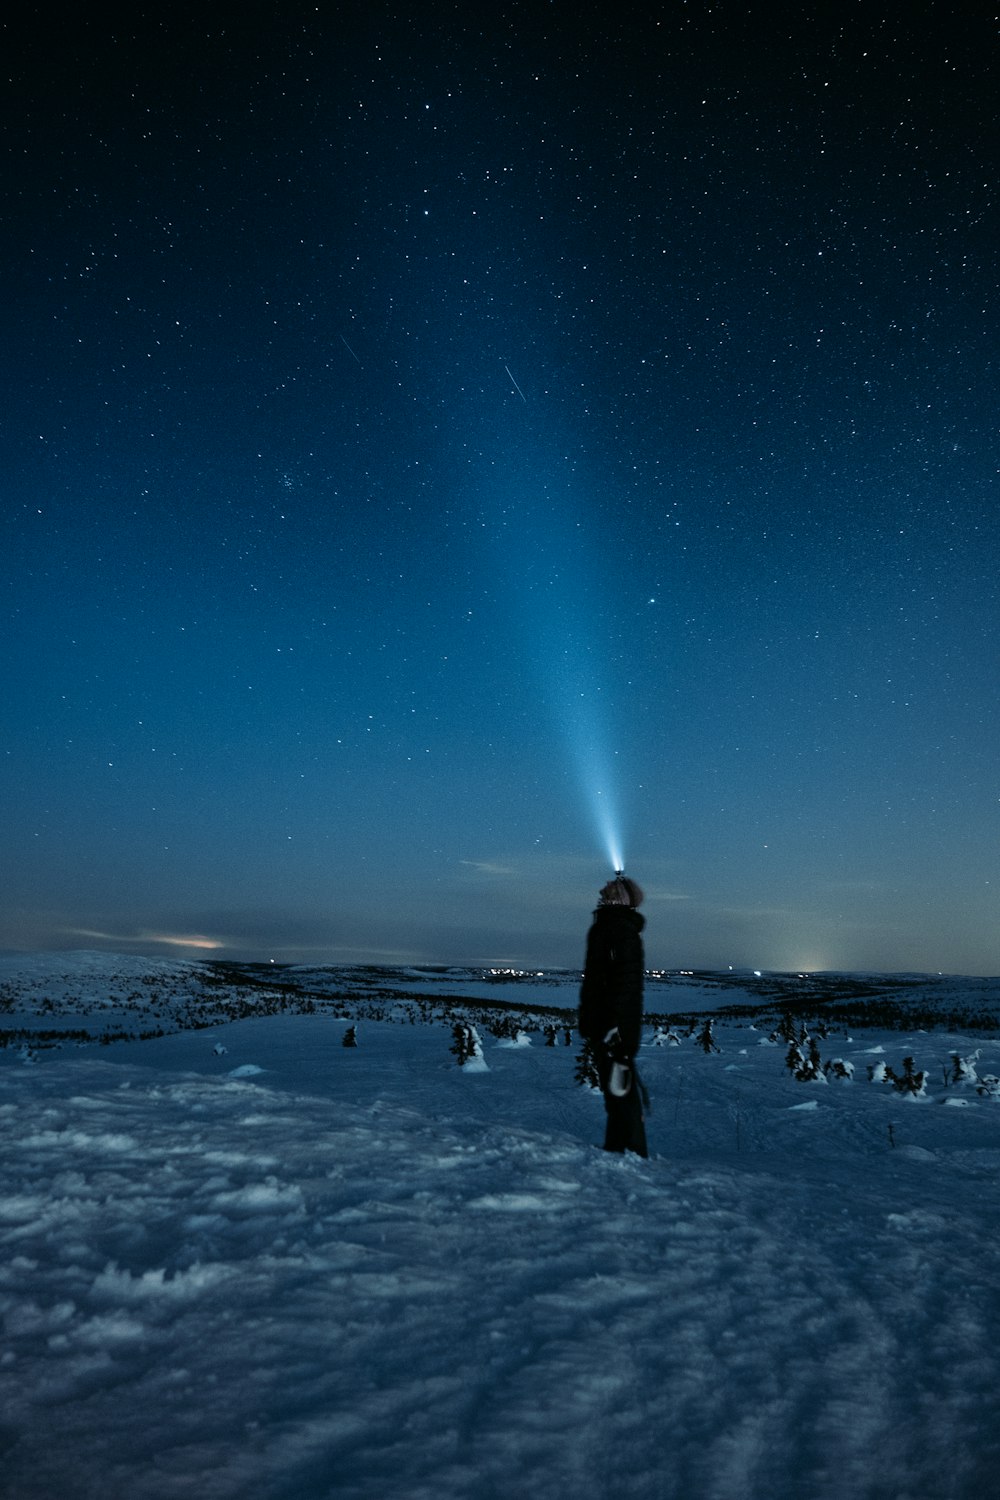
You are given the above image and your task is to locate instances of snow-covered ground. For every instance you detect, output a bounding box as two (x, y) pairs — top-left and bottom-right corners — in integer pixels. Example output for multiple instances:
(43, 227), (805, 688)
(3, 954), (1000, 1499)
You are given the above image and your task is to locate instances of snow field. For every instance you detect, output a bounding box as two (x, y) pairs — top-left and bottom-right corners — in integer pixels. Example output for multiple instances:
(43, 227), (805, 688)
(2, 998), (1000, 1498)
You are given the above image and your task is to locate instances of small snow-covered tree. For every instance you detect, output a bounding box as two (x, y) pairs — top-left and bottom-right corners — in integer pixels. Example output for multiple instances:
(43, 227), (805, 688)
(451, 1022), (473, 1064)
(795, 1035), (826, 1083)
(466, 1025), (487, 1069)
(785, 1027), (827, 1083)
(893, 1062), (929, 1098)
(824, 1058), (854, 1082)
(696, 1019), (720, 1054)
(773, 1012), (799, 1046)
(865, 1050), (927, 1097)
(574, 1037), (601, 1089)
(342, 1025), (358, 1048)
(451, 1023), (487, 1069)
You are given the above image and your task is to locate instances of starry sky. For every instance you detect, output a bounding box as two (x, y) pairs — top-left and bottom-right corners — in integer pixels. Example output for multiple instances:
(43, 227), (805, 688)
(3, 3), (998, 973)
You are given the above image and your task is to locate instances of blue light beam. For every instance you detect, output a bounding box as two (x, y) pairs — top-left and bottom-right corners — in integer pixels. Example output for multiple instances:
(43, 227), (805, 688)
(472, 427), (630, 871)
(546, 663), (626, 874)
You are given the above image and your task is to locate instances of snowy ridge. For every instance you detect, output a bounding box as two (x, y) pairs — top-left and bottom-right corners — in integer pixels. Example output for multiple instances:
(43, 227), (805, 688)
(4, 952), (1000, 1050)
(2, 955), (1000, 1498)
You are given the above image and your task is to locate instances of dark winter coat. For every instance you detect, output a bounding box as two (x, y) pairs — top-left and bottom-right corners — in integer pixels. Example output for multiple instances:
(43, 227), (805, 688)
(578, 905), (646, 1057)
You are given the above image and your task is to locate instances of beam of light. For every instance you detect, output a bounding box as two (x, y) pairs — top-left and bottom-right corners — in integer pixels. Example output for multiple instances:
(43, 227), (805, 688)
(556, 693), (625, 875)
(547, 670), (626, 872)
(467, 411), (638, 876)
(472, 436), (629, 875)
(593, 788), (625, 875)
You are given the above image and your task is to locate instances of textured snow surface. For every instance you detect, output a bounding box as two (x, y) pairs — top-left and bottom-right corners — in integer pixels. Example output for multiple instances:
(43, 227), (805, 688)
(3, 963), (1000, 1499)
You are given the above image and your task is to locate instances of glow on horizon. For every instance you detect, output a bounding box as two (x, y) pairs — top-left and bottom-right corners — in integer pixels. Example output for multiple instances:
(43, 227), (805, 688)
(147, 934), (225, 952)
(69, 928), (225, 952)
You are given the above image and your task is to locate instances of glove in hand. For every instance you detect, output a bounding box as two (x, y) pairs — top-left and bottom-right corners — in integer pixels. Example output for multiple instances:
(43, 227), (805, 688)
(603, 1027), (629, 1065)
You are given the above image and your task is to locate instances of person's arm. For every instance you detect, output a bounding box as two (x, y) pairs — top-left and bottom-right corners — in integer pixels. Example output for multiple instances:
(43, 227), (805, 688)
(609, 931), (644, 1056)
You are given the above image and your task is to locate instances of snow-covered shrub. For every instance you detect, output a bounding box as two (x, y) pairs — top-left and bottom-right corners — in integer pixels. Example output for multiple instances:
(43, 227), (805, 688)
(496, 1029), (531, 1048)
(824, 1058), (854, 1082)
(976, 1075), (1000, 1100)
(869, 1056), (927, 1097)
(652, 1026), (682, 1047)
(949, 1049), (980, 1086)
(891, 1057), (926, 1097)
(342, 1025), (358, 1048)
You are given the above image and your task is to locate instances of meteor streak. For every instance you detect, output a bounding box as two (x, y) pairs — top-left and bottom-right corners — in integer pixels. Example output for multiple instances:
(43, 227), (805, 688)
(504, 363), (527, 402)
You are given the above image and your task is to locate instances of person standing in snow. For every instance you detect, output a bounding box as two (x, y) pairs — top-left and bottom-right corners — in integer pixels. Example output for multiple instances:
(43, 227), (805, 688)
(578, 873), (648, 1158)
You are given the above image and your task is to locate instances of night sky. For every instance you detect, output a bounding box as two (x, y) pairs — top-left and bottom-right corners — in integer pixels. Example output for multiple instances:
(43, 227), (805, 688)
(4, 4), (998, 973)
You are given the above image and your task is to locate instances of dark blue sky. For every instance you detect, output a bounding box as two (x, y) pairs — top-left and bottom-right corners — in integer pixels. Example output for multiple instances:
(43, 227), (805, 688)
(4, 3), (998, 972)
